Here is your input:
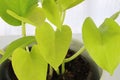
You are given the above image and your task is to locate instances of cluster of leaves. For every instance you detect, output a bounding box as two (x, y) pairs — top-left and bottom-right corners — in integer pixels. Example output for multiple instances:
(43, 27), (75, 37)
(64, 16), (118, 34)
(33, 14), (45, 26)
(0, 0), (120, 80)
(0, 0), (84, 80)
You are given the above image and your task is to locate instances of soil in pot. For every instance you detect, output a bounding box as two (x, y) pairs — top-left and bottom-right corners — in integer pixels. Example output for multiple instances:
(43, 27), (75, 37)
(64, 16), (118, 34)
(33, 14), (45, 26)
(47, 49), (100, 80)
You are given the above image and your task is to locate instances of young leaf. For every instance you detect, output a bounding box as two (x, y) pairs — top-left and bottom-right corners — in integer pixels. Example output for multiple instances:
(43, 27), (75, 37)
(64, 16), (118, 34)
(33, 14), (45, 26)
(0, 0), (38, 26)
(82, 17), (120, 74)
(42, 0), (62, 30)
(7, 7), (46, 27)
(36, 22), (72, 70)
(12, 45), (47, 80)
(57, 0), (84, 11)
(0, 36), (36, 64)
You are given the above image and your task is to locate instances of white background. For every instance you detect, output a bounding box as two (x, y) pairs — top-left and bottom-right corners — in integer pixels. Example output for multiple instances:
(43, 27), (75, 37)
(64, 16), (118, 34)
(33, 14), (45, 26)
(0, 0), (120, 35)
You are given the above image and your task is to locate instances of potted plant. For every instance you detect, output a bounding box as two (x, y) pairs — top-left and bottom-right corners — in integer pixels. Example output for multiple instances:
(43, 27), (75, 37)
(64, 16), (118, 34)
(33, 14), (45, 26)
(0, 0), (119, 80)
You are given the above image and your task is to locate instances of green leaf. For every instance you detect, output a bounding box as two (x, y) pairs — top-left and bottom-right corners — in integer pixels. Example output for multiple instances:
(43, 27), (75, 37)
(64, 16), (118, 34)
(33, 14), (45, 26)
(12, 45), (47, 80)
(0, 36), (36, 64)
(36, 22), (72, 70)
(57, 0), (84, 10)
(42, 0), (62, 30)
(82, 17), (120, 74)
(25, 7), (46, 27)
(0, 1), (20, 26)
(7, 7), (46, 27)
(110, 11), (120, 20)
(0, 0), (38, 26)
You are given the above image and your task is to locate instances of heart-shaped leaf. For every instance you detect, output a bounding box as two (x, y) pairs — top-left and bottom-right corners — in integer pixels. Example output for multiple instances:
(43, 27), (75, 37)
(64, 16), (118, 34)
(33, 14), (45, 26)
(12, 45), (47, 80)
(36, 22), (72, 70)
(57, 0), (84, 10)
(0, 36), (36, 64)
(0, 0), (38, 26)
(7, 7), (46, 27)
(82, 17), (120, 74)
(42, 0), (62, 30)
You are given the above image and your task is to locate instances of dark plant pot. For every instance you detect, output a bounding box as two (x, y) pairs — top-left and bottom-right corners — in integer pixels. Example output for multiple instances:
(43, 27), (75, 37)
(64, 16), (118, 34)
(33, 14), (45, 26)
(0, 35), (102, 80)
(0, 58), (18, 80)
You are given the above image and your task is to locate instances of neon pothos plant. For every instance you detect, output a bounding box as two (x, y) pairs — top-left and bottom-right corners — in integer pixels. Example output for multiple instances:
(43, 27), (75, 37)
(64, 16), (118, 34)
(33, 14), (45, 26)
(0, 0), (120, 80)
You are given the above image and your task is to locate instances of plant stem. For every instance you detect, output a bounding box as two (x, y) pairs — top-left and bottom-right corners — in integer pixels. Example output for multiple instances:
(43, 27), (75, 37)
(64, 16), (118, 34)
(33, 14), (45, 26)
(0, 50), (4, 55)
(0, 50), (12, 60)
(61, 11), (66, 24)
(22, 21), (29, 52)
(22, 21), (26, 37)
(64, 46), (86, 63)
(56, 68), (60, 75)
(61, 63), (65, 74)
(49, 66), (53, 77)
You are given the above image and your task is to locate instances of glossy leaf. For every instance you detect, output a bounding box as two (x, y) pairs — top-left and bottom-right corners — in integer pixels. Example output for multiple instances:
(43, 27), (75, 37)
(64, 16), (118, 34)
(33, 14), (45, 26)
(82, 17), (120, 74)
(42, 0), (62, 30)
(36, 22), (72, 70)
(57, 0), (84, 10)
(0, 36), (36, 64)
(7, 7), (46, 27)
(0, 0), (38, 26)
(12, 45), (47, 80)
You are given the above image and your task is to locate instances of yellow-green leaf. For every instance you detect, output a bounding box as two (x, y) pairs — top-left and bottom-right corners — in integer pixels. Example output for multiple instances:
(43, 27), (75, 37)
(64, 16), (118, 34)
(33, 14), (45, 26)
(57, 0), (84, 10)
(82, 17), (120, 74)
(0, 36), (36, 64)
(36, 22), (72, 70)
(7, 7), (46, 27)
(42, 0), (62, 30)
(12, 45), (47, 80)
